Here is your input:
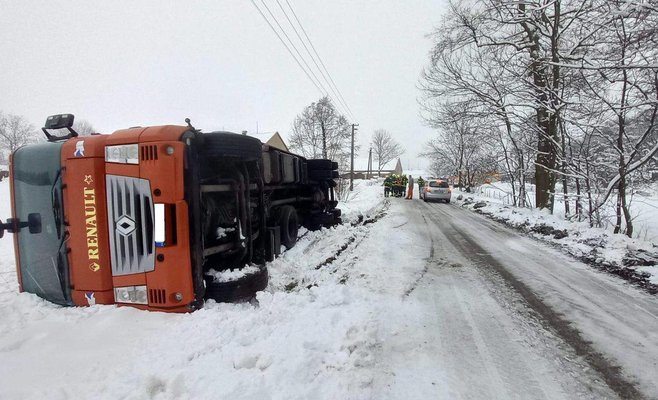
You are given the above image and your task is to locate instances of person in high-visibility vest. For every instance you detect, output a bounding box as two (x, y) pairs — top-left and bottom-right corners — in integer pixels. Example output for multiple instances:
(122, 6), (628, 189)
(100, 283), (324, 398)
(417, 176), (425, 194)
(383, 175), (393, 197)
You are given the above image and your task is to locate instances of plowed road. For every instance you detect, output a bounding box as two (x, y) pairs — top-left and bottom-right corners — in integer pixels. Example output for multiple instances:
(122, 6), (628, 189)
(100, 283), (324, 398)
(376, 199), (658, 400)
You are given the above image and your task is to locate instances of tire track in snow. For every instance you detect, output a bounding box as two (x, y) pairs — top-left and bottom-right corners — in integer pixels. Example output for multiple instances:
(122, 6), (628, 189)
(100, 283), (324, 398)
(297, 204), (390, 288)
(403, 214), (433, 297)
(394, 201), (575, 399)
(451, 283), (511, 400)
(419, 200), (644, 400)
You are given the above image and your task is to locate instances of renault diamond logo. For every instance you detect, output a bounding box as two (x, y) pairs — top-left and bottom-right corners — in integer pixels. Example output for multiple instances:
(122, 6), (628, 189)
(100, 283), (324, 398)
(116, 216), (136, 236)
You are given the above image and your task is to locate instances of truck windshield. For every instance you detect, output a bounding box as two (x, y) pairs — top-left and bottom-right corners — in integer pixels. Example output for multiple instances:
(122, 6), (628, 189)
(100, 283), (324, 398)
(12, 142), (71, 305)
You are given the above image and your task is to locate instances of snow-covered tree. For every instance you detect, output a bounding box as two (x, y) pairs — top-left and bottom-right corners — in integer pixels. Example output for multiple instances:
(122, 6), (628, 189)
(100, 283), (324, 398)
(420, 0), (658, 237)
(289, 96), (352, 169)
(371, 129), (404, 173)
(0, 111), (40, 155)
(72, 119), (96, 136)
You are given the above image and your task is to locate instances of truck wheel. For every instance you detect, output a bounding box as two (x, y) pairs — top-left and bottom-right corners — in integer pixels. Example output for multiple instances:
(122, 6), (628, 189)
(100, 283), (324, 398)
(204, 265), (268, 303)
(202, 132), (262, 161)
(331, 209), (342, 225)
(307, 159), (333, 170)
(309, 210), (340, 229)
(279, 206), (298, 249)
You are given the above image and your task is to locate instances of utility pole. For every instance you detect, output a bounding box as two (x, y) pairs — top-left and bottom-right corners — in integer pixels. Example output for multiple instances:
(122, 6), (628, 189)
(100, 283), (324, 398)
(367, 147), (372, 179)
(350, 123), (358, 191)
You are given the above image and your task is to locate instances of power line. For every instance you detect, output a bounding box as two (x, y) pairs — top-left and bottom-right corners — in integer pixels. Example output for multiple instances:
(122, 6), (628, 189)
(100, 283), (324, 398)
(274, 0), (353, 119)
(283, 0), (355, 119)
(250, 0), (355, 120)
(250, 0), (325, 95)
(258, 0), (331, 98)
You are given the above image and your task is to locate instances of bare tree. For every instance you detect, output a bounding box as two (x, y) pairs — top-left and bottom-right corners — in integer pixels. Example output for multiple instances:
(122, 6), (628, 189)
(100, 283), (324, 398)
(289, 96), (353, 169)
(422, 0), (609, 211)
(0, 111), (40, 155)
(420, 0), (658, 237)
(571, 2), (658, 237)
(420, 102), (497, 190)
(73, 119), (96, 136)
(371, 129), (404, 173)
(419, 41), (534, 206)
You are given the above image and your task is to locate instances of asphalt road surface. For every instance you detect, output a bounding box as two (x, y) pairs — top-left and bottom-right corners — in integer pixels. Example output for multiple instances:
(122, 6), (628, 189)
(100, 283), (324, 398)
(375, 198), (658, 400)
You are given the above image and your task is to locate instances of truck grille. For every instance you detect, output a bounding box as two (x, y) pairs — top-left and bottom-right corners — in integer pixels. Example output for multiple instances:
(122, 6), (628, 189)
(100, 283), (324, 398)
(149, 288), (167, 304)
(106, 175), (155, 276)
(141, 145), (158, 161)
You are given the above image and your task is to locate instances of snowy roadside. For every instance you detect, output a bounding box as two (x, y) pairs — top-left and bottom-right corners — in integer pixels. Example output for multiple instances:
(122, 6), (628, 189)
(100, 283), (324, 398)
(0, 179), (429, 399)
(453, 187), (658, 292)
(336, 178), (388, 224)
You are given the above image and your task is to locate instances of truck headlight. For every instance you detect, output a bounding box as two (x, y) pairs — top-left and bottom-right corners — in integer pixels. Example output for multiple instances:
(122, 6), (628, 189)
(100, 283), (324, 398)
(105, 144), (139, 164)
(114, 285), (148, 304)
(154, 203), (166, 247)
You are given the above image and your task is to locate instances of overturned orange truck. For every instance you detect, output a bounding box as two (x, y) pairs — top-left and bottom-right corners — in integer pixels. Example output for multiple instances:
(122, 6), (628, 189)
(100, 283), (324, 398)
(0, 114), (340, 312)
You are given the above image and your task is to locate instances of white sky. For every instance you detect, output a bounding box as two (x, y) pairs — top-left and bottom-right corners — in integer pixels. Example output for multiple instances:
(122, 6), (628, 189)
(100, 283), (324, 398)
(0, 0), (446, 170)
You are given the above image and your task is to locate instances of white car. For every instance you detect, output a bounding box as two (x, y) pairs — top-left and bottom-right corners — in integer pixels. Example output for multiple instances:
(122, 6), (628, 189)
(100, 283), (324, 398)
(422, 179), (452, 203)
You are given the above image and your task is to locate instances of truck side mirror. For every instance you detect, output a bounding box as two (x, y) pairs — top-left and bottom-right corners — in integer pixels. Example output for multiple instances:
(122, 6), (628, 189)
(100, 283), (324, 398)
(0, 213), (42, 238)
(28, 213), (42, 234)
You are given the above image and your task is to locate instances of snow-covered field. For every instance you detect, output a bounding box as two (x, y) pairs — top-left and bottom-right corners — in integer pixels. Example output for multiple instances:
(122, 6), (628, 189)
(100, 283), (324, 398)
(456, 183), (658, 287)
(0, 179), (429, 399)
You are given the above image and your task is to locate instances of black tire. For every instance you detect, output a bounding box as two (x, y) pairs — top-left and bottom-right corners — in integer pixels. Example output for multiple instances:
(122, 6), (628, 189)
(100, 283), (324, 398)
(309, 169), (334, 180)
(331, 209), (342, 226)
(278, 206), (298, 249)
(309, 211), (336, 230)
(202, 131), (262, 161)
(204, 264), (268, 303)
(445, 199), (451, 204)
(423, 195), (427, 203)
(307, 159), (333, 170)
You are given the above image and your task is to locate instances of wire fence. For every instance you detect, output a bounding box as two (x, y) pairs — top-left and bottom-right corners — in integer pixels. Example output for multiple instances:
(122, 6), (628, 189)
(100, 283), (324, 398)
(476, 184), (536, 208)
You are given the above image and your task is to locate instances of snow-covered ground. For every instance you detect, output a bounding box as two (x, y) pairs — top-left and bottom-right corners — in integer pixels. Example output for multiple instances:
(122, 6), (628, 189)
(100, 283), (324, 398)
(475, 181), (658, 242)
(0, 179), (428, 399)
(2, 178), (658, 399)
(458, 183), (658, 288)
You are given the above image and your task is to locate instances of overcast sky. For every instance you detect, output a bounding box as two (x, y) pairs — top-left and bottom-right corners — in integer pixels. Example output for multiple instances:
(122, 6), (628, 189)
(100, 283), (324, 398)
(0, 0), (446, 170)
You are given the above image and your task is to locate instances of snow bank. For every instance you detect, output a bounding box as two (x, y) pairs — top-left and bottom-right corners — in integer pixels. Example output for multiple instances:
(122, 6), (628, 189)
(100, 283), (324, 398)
(206, 265), (261, 282)
(474, 182), (658, 242)
(454, 186), (658, 291)
(338, 178), (387, 223)
(0, 181), (17, 295)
